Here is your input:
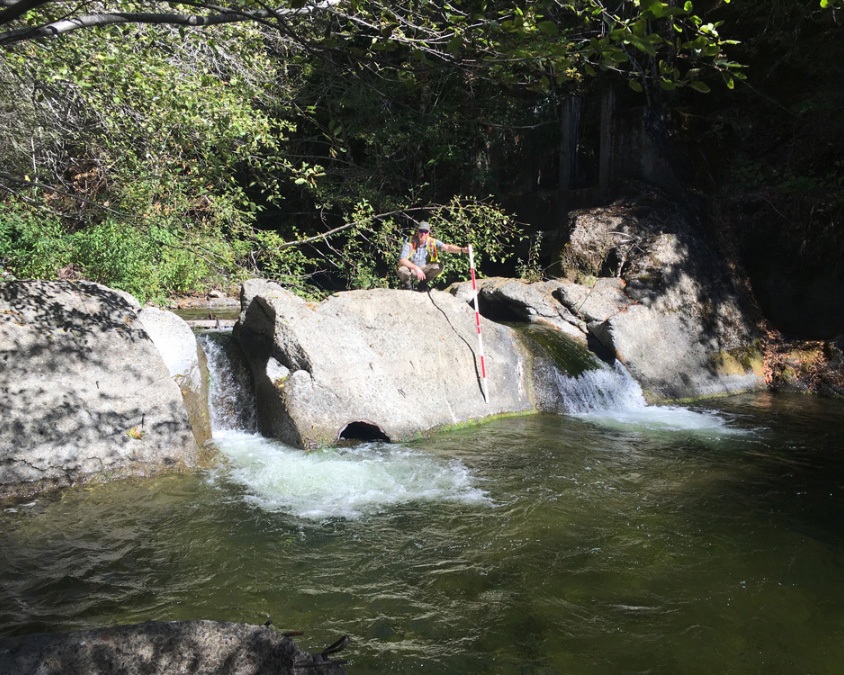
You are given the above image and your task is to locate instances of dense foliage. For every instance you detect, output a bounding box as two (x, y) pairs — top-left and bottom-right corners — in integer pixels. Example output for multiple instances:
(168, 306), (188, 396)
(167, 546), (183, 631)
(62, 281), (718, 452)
(0, 0), (839, 304)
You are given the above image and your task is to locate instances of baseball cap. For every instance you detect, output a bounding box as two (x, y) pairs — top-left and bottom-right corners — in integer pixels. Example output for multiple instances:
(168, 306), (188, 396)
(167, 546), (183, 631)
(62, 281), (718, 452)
(416, 221), (430, 232)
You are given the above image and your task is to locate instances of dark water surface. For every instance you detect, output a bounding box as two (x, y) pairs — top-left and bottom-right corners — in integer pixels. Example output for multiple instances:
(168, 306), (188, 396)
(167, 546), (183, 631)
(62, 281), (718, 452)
(2, 393), (843, 674)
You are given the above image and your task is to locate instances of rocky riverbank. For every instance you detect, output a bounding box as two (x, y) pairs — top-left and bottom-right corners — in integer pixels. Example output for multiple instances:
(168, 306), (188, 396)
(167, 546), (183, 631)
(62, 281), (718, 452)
(0, 620), (349, 675)
(4, 189), (841, 503)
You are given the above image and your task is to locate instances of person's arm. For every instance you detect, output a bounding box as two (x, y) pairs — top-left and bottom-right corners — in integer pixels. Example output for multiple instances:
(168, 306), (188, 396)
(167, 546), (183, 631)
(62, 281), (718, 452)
(441, 243), (469, 254)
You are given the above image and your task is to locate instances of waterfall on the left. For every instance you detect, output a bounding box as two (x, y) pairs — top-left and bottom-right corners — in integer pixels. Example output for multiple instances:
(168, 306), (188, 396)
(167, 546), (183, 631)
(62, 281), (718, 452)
(198, 332), (257, 433)
(196, 331), (488, 521)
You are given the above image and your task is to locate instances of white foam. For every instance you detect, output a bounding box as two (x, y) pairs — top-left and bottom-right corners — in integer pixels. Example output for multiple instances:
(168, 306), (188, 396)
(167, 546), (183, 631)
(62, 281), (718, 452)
(213, 429), (489, 520)
(558, 361), (746, 434)
(573, 405), (742, 433)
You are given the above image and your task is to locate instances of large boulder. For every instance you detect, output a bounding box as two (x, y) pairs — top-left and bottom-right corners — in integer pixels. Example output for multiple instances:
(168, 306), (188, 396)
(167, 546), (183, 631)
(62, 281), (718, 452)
(138, 306), (212, 447)
(234, 280), (533, 448)
(450, 277), (587, 342)
(450, 189), (767, 402)
(561, 188), (766, 400)
(0, 620), (347, 675)
(0, 281), (200, 501)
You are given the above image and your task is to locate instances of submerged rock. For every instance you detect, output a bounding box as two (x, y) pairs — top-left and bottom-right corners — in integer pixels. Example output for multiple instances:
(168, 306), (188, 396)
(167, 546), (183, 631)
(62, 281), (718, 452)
(0, 620), (348, 675)
(0, 281), (204, 501)
(234, 279), (534, 448)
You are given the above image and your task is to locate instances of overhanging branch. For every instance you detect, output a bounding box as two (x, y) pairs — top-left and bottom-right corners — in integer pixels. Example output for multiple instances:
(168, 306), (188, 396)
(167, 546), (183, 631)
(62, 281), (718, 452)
(278, 208), (419, 248)
(0, 0), (343, 46)
(0, 0), (52, 26)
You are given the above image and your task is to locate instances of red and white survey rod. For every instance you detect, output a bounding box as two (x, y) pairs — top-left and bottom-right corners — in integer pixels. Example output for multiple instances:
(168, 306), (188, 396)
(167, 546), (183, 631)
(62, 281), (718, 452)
(468, 244), (489, 403)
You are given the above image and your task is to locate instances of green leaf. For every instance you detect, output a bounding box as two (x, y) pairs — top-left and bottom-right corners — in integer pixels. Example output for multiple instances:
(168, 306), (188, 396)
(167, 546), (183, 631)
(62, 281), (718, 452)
(537, 21), (559, 37)
(624, 35), (658, 57)
(628, 80), (644, 93)
(607, 49), (629, 64)
(689, 80), (711, 93)
(639, 0), (662, 16)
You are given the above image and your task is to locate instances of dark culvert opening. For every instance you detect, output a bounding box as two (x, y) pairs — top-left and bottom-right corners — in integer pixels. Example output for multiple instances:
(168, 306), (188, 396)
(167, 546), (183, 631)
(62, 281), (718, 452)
(338, 421), (391, 443)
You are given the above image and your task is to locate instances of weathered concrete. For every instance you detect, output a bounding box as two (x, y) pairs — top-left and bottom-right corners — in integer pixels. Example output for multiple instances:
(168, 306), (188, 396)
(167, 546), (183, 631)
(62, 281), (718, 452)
(0, 281), (200, 501)
(235, 280), (534, 448)
(0, 620), (348, 675)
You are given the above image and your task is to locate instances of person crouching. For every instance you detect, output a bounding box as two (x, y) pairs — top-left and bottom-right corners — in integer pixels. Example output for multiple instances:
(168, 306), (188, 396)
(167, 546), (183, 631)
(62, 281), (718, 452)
(397, 221), (468, 291)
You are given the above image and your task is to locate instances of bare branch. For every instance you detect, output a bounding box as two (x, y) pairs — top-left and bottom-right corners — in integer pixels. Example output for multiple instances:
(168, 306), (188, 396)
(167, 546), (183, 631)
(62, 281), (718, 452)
(278, 208), (409, 248)
(0, 0), (51, 26)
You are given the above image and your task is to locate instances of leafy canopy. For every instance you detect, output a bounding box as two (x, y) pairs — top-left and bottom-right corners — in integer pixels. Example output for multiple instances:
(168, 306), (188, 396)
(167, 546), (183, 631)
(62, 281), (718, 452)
(0, 0), (769, 298)
(1, 1), (747, 92)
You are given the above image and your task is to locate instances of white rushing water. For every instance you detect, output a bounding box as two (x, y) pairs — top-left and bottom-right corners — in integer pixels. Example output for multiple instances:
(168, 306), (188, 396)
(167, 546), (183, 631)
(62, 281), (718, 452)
(213, 429), (488, 520)
(199, 334), (488, 520)
(556, 360), (745, 434)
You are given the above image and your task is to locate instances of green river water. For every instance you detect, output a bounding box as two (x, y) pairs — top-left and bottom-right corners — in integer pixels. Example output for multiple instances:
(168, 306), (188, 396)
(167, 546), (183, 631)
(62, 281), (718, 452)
(1, 334), (843, 674)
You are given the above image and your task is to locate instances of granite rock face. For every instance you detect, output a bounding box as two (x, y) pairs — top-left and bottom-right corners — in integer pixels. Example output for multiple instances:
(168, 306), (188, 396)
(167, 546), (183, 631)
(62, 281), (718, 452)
(139, 306), (212, 447)
(451, 189), (766, 402)
(234, 280), (534, 448)
(563, 189), (766, 400)
(0, 281), (201, 500)
(0, 620), (348, 675)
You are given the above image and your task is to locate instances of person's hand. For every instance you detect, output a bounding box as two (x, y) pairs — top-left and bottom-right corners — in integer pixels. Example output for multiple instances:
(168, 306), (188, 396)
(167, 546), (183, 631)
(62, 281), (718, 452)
(462, 246), (469, 254)
(415, 267), (426, 281)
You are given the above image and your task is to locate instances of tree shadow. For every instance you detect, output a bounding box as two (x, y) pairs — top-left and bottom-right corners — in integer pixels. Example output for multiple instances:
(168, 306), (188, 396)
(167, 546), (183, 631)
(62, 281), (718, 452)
(565, 186), (763, 376)
(1, 281), (195, 497)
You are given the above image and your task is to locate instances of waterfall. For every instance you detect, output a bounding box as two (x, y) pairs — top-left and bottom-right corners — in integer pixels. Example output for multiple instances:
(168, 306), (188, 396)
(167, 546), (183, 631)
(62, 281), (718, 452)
(195, 329), (742, 521)
(198, 333), (257, 433)
(195, 331), (488, 520)
(555, 360), (648, 414)
(554, 359), (743, 433)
